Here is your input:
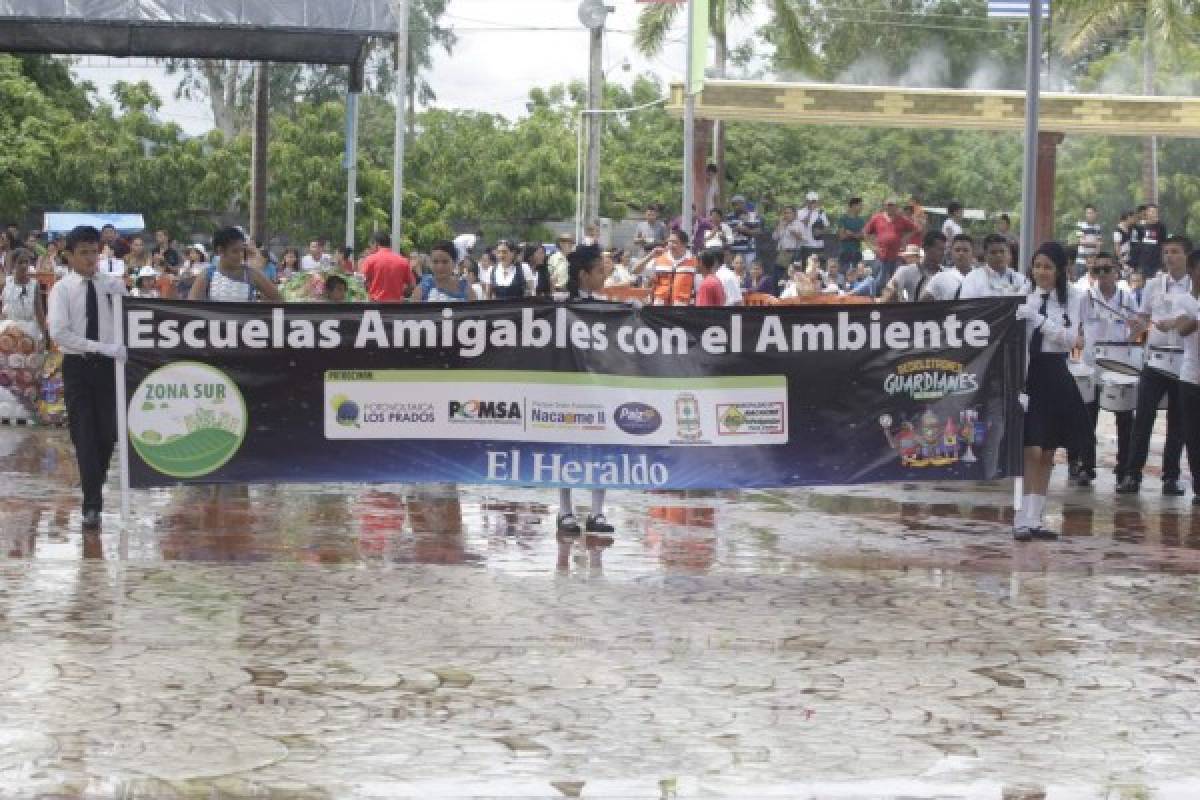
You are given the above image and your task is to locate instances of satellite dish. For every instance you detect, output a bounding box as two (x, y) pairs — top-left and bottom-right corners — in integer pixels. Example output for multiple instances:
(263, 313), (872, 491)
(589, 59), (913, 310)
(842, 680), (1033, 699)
(578, 0), (609, 30)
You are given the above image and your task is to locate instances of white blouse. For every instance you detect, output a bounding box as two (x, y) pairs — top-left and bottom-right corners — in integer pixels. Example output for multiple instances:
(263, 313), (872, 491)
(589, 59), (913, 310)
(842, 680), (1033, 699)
(1022, 287), (1085, 354)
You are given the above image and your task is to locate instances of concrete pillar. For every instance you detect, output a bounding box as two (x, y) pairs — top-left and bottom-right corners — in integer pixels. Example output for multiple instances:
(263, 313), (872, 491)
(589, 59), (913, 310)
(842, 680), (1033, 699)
(1034, 131), (1064, 246)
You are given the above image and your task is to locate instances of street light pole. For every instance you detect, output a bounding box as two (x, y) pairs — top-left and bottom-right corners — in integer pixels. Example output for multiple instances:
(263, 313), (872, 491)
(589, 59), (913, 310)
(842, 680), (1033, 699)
(583, 24), (604, 233)
(391, 0), (410, 248)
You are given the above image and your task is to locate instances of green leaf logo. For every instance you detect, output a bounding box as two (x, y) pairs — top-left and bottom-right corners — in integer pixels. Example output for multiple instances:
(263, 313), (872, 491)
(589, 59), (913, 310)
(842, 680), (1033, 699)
(128, 362), (247, 479)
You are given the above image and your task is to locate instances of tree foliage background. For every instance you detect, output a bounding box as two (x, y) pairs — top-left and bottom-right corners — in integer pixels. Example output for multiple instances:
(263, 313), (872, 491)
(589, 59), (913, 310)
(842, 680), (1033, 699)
(5, 0), (1200, 248)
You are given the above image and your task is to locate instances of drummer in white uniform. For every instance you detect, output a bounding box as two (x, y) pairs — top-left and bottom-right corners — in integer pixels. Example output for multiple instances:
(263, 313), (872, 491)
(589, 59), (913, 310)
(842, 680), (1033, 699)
(1156, 250), (1200, 506)
(1117, 234), (1192, 496)
(1068, 251), (1139, 487)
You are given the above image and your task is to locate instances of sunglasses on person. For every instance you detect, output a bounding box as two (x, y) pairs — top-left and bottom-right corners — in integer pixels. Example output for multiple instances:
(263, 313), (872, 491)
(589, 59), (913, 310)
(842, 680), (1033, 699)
(1090, 266), (1114, 275)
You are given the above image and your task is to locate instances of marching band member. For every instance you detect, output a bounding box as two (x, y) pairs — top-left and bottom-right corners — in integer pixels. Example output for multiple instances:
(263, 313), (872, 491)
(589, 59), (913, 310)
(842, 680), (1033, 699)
(1070, 251), (1139, 487)
(1160, 250), (1200, 506)
(555, 245), (615, 536)
(1117, 235), (1192, 496)
(1013, 242), (1088, 541)
(958, 233), (1029, 300)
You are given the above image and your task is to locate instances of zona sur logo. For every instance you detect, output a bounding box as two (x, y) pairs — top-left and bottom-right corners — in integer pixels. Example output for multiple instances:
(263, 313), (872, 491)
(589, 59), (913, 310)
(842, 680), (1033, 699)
(128, 361), (247, 478)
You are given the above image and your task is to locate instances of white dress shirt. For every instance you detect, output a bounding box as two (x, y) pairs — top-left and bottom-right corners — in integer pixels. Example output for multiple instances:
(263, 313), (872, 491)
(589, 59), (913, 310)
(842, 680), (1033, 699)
(1173, 293), (1199, 385)
(1082, 286), (1139, 366)
(715, 265), (743, 306)
(1141, 271), (1192, 350)
(1023, 287), (1085, 354)
(958, 266), (1029, 299)
(47, 270), (127, 356)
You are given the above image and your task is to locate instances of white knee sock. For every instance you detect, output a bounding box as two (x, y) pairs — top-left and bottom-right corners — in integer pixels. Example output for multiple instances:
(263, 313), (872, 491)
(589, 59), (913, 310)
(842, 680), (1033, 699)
(1015, 495), (1032, 527)
(591, 489), (606, 517)
(1028, 494), (1046, 526)
(559, 489), (573, 517)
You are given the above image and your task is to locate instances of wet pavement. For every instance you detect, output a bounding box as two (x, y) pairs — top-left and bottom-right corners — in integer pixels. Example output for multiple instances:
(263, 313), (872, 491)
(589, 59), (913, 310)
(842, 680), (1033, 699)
(0, 419), (1197, 799)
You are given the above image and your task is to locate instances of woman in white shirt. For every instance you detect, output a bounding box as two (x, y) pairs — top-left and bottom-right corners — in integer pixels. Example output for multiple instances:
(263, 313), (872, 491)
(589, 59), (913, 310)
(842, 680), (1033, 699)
(1156, 250), (1200, 505)
(1013, 241), (1089, 541)
(1, 249), (46, 342)
(487, 240), (534, 300)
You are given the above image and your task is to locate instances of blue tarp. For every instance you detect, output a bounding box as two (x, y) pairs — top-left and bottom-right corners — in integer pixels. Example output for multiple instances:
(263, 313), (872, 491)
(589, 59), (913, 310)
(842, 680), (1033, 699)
(43, 212), (146, 235)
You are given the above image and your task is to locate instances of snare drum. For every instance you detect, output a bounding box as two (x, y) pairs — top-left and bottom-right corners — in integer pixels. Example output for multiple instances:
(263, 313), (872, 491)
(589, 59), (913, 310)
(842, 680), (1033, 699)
(1094, 341), (1144, 376)
(1146, 345), (1184, 378)
(1099, 373), (1139, 413)
(1068, 361), (1097, 403)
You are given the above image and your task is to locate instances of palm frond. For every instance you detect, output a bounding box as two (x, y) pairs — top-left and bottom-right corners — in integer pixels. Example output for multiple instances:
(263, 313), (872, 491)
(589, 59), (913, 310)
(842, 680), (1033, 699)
(635, 4), (681, 57)
(765, 0), (820, 74)
(1057, 0), (1139, 57)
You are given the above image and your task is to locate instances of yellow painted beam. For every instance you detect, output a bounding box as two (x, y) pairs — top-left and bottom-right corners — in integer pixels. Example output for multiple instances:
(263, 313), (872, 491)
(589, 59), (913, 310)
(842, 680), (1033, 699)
(668, 81), (1200, 138)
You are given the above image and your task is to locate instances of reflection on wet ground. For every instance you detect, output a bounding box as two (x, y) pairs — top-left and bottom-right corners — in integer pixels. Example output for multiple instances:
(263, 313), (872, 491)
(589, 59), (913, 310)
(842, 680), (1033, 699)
(0, 424), (1197, 798)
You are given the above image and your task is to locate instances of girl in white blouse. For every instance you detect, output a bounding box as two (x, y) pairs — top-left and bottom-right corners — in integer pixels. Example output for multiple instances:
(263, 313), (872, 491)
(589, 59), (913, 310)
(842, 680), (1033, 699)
(1013, 241), (1088, 540)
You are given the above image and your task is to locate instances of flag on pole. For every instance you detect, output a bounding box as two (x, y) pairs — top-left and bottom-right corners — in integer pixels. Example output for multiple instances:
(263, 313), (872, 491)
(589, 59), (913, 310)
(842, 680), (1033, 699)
(987, 1), (1049, 18)
(688, 0), (709, 94)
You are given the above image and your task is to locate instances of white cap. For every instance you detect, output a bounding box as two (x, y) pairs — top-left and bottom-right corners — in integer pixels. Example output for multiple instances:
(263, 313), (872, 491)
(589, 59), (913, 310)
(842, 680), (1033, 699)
(188, 243), (208, 258)
(136, 266), (158, 280)
(806, 191), (819, 202)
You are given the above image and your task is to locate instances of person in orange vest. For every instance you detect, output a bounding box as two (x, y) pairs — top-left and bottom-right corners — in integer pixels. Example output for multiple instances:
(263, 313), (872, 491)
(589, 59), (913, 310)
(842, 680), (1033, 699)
(635, 229), (697, 306)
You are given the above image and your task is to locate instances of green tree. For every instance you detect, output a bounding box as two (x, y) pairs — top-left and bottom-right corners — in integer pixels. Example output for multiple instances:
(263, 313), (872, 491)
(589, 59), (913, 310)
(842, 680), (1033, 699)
(1058, 0), (1198, 202)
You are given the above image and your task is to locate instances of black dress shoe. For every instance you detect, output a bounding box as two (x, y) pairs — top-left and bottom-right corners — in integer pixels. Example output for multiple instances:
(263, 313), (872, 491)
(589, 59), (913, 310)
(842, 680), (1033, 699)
(1031, 527), (1060, 541)
(81, 510), (101, 530)
(1013, 526), (1034, 542)
(1116, 476), (1141, 494)
(556, 513), (581, 535)
(1163, 480), (1187, 496)
(585, 514), (614, 534)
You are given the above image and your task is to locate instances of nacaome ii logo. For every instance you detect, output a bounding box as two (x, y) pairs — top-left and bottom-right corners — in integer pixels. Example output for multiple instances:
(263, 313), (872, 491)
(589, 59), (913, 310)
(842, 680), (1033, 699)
(128, 362), (247, 478)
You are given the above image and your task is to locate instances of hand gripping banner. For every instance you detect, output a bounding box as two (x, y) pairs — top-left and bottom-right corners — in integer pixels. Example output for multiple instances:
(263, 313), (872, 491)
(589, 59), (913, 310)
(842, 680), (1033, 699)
(120, 298), (1025, 490)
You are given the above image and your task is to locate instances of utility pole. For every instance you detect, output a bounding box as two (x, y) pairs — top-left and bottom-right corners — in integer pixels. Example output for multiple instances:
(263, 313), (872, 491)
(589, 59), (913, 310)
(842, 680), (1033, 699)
(249, 61), (269, 244)
(583, 24), (604, 232)
(391, 0), (411, 248)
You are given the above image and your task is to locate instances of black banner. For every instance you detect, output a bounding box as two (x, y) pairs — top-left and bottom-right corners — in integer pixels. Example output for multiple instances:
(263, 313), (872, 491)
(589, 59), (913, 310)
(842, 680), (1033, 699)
(121, 298), (1024, 489)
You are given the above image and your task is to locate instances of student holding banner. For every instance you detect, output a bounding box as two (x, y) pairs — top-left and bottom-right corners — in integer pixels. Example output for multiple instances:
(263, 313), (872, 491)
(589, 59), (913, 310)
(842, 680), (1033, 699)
(556, 244), (614, 536)
(46, 225), (128, 529)
(1013, 242), (1088, 541)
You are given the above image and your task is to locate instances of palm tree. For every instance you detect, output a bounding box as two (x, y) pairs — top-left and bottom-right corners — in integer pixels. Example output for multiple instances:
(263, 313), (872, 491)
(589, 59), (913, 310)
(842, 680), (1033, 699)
(1058, 0), (1197, 203)
(635, 0), (815, 209)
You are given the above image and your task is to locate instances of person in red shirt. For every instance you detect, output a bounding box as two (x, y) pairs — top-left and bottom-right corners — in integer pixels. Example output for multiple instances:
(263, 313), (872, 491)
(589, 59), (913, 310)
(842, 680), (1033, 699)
(864, 197), (920, 297)
(695, 249), (726, 307)
(360, 231), (415, 302)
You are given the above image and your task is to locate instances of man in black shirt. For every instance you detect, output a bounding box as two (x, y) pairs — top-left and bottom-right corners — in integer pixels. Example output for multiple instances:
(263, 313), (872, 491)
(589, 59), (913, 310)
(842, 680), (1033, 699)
(1135, 203), (1167, 279)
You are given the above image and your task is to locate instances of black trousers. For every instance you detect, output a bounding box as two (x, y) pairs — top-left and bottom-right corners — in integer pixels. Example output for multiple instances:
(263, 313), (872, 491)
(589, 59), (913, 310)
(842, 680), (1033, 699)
(1125, 367), (1183, 483)
(1070, 401), (1134, 478)
(1180, 381), (1200, 494)
(63, 354), (117, 514)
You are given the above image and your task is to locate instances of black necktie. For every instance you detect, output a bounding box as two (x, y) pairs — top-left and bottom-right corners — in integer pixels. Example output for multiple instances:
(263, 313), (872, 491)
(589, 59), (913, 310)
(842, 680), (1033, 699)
(85, 278), (99, 342)
(1029, 292), (1049, 355)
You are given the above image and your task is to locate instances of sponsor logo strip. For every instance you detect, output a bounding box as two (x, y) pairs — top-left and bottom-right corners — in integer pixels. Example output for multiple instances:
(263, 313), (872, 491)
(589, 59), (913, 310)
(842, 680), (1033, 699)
(323, 370), (787, 446)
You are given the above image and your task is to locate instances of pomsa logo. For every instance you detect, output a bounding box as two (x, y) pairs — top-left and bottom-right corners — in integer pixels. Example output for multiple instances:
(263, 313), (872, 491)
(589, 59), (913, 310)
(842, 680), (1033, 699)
(330, 394), (361, 428)
(128, 361), (247, 479)
(614, 402), (662, 435)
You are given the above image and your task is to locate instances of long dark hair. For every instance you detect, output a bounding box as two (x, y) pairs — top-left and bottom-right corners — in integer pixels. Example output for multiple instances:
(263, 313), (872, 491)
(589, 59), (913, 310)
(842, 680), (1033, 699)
(522, 242), (552, 297)
(566, 245), (602, 299)
(1030, 240), (1070, 322)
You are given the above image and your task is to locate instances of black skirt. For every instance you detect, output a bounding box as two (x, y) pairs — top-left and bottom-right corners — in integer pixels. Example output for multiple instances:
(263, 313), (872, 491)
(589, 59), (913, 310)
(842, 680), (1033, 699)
(1024, 352), (1090, 452)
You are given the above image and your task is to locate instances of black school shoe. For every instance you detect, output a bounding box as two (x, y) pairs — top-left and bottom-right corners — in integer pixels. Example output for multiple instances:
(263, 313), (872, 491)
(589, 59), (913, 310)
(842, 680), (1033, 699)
(585, 514), (614, 534)
(1030, 527), (1060, 541)
(82, 510), (101, 530)
(557, 513), (582, 535)
(1116, 476), (1141, 494)
(1163, 480), (1187, 497)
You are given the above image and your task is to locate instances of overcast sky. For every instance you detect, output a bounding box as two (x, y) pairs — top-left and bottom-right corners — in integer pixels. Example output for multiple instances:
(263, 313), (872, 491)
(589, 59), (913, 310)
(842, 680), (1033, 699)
(72, 0), (768, 136)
